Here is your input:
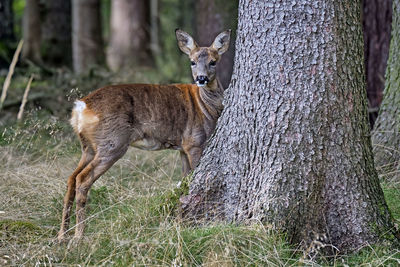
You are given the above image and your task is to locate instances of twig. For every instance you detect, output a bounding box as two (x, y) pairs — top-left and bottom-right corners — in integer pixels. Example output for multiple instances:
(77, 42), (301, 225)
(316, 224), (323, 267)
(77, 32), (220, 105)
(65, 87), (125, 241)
(1, 92), (49, 109)
(17, 75), (34, 121)
(0, 39), (24, 110)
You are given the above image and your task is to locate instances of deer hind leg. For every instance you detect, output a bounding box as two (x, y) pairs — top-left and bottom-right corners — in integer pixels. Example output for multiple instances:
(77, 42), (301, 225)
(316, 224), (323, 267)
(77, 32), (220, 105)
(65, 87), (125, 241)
(73, 144), (129, 240)
(58, 140), (94, 242)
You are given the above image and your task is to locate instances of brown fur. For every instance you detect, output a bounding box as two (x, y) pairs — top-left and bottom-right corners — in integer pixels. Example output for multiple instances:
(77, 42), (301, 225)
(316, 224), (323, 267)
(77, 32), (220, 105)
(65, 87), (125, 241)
(58, 29), (231, 242)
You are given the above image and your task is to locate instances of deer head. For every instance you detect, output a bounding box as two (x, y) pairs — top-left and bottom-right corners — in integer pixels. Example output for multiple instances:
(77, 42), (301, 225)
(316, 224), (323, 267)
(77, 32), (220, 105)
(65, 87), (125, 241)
(176, 29), (231, 88)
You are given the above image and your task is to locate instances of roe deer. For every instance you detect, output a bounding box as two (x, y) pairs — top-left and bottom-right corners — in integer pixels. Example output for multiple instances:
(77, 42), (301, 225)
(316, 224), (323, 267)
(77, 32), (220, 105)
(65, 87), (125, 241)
(58, 29), (231, 242)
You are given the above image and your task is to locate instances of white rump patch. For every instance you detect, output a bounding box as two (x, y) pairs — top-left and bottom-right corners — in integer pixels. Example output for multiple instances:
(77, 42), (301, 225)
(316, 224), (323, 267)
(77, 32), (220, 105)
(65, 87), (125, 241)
(72, 100), (86, 133)
(70, 100), (99, 135)
(74, 100), (86, 113)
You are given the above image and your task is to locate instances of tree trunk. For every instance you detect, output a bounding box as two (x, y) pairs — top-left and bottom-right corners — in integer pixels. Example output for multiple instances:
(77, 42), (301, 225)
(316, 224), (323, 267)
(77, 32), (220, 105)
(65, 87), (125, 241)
(195, 0), (238, 89)
(150, 0), (160, 56)
(363, 0), (392, 127)
(107, 0), (151, 71)
(0, 0), (14, 40)
(372, 0), (400, 181)
(0, 0), (14, 69)
(181, 0), (397, 253)
(22, 0), (42, 64)
(72, 0), (104, 74)
(41, 0), (72, 66)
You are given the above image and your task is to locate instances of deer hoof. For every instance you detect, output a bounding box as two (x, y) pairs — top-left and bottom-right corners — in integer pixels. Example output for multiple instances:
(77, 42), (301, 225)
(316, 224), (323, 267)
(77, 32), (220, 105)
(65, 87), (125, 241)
(67, 236), (83, 249)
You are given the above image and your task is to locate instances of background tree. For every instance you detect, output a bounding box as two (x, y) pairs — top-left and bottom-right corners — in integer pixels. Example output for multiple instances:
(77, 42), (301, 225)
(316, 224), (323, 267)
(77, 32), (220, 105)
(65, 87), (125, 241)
(372, 0), (400, 181)
(0, 0), (14, 41)
(72, 0), (104, 74)
(181, 0), (397, 252)
(107, 0), (151, 71)
(152, 0), (195, 83)
(195, 0), (238, 88)
(41, 0), (72, 66)
(21, 0), (42, 64)
(363, 0), (392, 126)
(0, 0), (14, 68)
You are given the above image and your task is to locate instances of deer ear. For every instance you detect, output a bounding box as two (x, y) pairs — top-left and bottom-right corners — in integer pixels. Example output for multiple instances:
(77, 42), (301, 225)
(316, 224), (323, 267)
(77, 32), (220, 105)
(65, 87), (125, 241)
(176, 29), (198, 55)
(211, 29), (231, 55)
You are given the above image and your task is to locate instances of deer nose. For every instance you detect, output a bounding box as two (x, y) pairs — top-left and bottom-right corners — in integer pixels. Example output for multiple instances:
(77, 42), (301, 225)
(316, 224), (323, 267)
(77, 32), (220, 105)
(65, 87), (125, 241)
(196, 76), (209, 85)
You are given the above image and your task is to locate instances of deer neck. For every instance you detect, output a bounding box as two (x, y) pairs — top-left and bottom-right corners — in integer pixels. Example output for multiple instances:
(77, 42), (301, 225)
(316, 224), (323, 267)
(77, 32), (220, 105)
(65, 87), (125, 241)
(198, 79), (224, 123)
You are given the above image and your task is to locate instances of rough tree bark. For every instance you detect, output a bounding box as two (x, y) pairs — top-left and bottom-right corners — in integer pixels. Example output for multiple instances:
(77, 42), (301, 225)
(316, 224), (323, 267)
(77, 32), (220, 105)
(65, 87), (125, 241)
(372, 0), (400, 181)
(107, 0), (151, 71)
(181, 0), (397, 252)
(72, 0), (104, 74)
(22, 0), (42, 64)
(363, 0), (392, 126)
(195, 0), (238, 89)
(41, 0), (72, 66)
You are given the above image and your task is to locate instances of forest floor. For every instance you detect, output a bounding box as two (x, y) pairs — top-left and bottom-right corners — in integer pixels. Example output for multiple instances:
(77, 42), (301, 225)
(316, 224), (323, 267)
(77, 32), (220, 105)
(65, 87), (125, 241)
(0, 71), (400, 266)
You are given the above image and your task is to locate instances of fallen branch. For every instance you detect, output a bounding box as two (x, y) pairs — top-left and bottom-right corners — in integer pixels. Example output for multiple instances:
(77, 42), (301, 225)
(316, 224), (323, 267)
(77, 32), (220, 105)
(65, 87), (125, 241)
(1, 92), (50, 109)
(0, 40), (24, 111)
(17, 75), (34, 121)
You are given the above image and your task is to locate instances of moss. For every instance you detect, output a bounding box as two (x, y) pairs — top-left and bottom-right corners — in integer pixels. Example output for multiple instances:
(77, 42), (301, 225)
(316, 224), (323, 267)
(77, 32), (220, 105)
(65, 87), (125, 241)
(366, 185), (400, 246)
(0, 219), (40, 232)
(384, 185), (400, 220)
(157, 174), (192, 216)
(0, 219), (48, 244)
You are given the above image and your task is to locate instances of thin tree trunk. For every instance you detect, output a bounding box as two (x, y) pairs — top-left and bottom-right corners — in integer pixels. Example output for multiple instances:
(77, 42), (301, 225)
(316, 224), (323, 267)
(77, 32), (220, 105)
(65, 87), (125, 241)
(363, 0), (392, 127)
(22, 0), (42, 64)
(181, 0), (397, 253)
(372, 0), (400, 181)
(41, 0), (72, 66)
(0, 0), (14, 40)
(195, 0), (237, 89)
(107, 0), (151, 71)
(72, 0), (104, 74)
(0, 0), (14, 69)
(150, 0), (160, 56)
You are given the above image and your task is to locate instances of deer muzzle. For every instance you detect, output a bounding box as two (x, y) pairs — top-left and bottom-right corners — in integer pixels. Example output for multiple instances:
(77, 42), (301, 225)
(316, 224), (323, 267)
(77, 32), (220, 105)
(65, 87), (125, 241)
(196, 76), (209, 87)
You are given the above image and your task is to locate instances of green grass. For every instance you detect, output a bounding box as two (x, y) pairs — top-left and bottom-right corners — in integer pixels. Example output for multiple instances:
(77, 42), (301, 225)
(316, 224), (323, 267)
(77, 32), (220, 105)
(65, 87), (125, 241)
(384, 185), (400, 220)
(1, 72), (400, 266)
(1, 117), (400, 266)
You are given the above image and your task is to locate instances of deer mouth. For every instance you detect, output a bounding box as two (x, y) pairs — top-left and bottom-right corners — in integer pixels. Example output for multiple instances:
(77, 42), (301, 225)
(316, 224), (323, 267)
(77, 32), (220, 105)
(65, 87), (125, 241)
(196, 81), (208, 87)
(196, 76), (209, 87)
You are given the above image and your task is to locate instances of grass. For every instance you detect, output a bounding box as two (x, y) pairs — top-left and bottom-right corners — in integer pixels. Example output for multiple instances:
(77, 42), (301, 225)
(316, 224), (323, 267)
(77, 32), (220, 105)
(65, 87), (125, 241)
(1, 73), (400, 266)
(0, 115), (399, 266)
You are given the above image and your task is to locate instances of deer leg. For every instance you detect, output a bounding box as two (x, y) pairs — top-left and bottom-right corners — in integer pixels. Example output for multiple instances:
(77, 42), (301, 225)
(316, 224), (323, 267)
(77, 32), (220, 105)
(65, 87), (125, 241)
(73, 145), (129, 240)
(180, 151), (191, 176)
(185, 147), (203, 170)
(58, 146), (94, 242)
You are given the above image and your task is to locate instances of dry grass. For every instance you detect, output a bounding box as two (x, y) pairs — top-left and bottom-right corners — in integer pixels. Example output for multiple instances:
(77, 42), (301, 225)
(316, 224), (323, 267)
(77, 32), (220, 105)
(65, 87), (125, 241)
(0, 118), (399, 266)
(0, 145), (297, 266)
(0, 124), (298, 266)
(0, 144), (182, 265)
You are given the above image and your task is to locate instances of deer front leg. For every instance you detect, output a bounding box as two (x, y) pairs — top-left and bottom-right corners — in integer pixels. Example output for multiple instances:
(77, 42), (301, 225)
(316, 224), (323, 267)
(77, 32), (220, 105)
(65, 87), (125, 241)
(180, 151), (191, 176)
(184, 146), (203, 171)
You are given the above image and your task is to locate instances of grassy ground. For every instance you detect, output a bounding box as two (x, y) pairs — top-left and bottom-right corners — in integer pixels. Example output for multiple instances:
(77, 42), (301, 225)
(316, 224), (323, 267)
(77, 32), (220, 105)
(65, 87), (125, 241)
(1, 73), (400, 266)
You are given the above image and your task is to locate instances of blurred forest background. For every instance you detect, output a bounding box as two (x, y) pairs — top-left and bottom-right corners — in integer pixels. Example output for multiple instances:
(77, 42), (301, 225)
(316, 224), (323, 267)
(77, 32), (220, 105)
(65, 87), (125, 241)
(0, 0), (238, 124)
(0, 0), (393, 126)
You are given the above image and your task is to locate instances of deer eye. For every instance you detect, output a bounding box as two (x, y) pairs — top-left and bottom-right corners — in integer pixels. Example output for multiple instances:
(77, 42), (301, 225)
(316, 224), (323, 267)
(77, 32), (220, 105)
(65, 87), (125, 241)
(209, 61), (216, 66)
(191, 61), (196, 66)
